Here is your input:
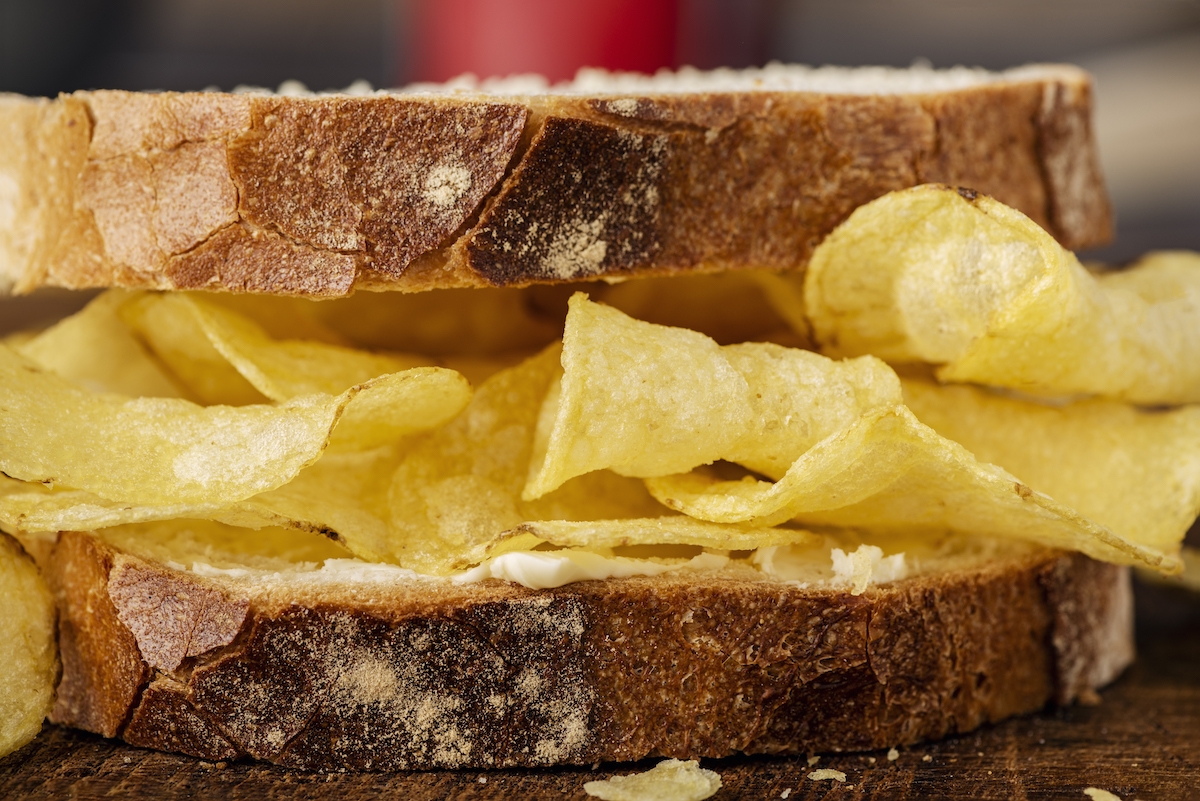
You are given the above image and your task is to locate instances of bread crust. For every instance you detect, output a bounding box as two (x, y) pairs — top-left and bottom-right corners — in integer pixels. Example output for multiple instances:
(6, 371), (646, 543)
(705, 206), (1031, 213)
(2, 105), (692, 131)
(45, 530), (1133, 770)
(1, 69), (1111, 297)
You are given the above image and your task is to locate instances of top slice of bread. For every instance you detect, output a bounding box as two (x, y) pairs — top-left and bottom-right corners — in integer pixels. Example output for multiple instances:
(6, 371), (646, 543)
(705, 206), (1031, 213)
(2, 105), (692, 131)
(0, 64), (1111, 298)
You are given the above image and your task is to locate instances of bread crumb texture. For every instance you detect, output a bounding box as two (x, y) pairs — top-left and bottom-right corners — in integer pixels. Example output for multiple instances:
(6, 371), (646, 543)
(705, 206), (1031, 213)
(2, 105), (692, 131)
(584, 759), (722, 801)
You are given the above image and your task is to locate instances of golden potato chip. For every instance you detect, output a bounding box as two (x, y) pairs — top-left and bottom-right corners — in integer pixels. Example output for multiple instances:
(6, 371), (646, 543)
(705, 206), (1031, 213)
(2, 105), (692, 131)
(181, 296), (431, 400)
(528, 296), (1187, 570)
(224, 446), (403, 561)
(526, 292), (901, 496)
(0, 472), (224, 533)
(94, 518), (352, 568)
(584, 759), (722, 801)
(524, 297), (754, 495)
(505, 518), (812, 553)
(203, 293), (349, 344)
(121, 294), (462, 450)
(595, 270), (795, 345)
(386, 346), (664, 573)
(647, 406), (1178, 570)
(123, 294), (433, 406)
(0, 532), (56, 758)
(900, 378), (1200, 557)
(16, 290), (183, 397)
(121, 293), (267, 406)
(0, 349), (668, 575)
(0, 451), (397, 553)
(802, 185), (1200, 403)
(0, 343), (468, 505)
(308, 286), (562, 357)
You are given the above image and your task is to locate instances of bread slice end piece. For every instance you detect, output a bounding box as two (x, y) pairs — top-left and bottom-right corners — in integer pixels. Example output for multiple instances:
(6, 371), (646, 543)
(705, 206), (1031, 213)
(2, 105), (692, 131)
(43, 529), (1133, 770)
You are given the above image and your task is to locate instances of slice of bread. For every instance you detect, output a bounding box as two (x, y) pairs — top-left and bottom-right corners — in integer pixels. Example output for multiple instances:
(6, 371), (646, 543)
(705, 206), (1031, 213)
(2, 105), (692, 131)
(0, 64), (1110, 298)
(41, 527), (1133, 770)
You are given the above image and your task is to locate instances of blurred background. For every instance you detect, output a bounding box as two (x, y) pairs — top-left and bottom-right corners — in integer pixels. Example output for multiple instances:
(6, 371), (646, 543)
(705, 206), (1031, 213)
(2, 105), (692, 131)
(1, 0), (1197, 262)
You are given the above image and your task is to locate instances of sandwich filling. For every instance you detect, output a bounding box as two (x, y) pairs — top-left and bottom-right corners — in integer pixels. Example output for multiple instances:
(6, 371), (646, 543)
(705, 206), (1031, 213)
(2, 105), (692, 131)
(2, 187), (1199, 591)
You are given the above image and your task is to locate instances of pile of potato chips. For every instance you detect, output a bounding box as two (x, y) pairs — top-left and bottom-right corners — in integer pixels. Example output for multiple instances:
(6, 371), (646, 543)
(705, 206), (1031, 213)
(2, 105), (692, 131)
(3, 184), (1199, 579)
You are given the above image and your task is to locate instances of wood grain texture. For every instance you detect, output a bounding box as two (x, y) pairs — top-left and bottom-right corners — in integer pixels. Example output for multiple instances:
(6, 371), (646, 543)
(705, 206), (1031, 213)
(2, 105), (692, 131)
(4, 579), (1197, 801)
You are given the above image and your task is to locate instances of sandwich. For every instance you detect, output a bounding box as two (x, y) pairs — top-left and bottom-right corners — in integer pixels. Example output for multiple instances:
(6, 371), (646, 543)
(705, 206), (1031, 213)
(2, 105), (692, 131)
(1, 63), (1195, 774)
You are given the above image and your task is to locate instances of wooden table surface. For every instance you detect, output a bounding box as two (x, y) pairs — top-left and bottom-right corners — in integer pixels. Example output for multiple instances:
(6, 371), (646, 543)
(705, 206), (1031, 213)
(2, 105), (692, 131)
(3, 578), (1198, 801)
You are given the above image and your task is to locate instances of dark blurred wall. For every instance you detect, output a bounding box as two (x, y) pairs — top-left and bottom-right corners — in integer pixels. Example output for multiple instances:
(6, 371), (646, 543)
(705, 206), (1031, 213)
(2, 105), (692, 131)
(0, 0), (396, 94)
(773, 0), (1200, 70)
(7, 0), (1195, 93)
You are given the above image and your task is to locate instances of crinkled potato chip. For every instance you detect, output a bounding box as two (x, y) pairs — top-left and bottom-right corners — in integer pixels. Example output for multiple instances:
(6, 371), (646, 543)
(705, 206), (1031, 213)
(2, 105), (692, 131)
(17, 291), (183, 398)
(900, 379), (1200, 557)
(121, 292), (267, 405)
(123, 293), (461, 449)
(529, 296), (1189, 571)
(648, 405), (1178, 570)
(170, 295), (432, 400)
(0, 472), (229, 533)
(802, 184), (1200, 403)
(526, 292), (901, 496)
(0, 349), (671, 576)
(596, 270), (796, 346)
(0, 343), (469, 505)
(507, 518), (812, 552)
(386, 346), (665, 573)
(308, 286), (563, 357)
(0, 533), (56, 758)
(123, 294), (432, 404)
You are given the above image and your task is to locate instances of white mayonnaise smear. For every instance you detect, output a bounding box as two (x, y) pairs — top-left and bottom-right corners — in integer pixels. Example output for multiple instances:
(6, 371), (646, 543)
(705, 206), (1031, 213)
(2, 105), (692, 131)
(452, 550), (729, 590)
(189, 543), (904, 592)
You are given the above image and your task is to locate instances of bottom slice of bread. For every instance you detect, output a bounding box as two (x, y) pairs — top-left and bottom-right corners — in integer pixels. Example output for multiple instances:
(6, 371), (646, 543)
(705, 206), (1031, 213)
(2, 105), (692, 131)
(43, 529), (1133, 771)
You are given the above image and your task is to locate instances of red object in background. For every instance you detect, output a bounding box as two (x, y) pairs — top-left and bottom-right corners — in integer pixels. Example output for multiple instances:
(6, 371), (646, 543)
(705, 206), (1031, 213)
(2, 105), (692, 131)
(409, 0), (678, 84)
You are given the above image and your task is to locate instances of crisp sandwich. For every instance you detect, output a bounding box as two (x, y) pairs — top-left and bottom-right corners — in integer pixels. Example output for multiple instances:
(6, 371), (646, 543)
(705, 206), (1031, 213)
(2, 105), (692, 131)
(0, 62), (1191, 771)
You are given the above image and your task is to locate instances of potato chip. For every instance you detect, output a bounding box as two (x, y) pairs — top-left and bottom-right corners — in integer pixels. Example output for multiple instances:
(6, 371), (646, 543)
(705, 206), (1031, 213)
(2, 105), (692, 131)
(526, 292), (901, 495)
(506, 518), (812, 553)
(0, 343), (468, 505)
(94, 518), (352, 568)
(584, 759), (722, 801)
(16, 290), (183, 397)
(180, 296), (432, 400)
(386, 346), (665, 573)
(121, 294), (462, 449)
(0, 533), (56, 758)
(308, 286), (562, 357)
(900, 379), (1200, 557)
(203, 293), (350, 345)
(121, 293), (267, 406)
(0, 349), (671, 575)
(0, 450), (398, 553)
(123, 294), (433, 405)
(0, 472), (226, 533)
(527, 296), (1187, 570)
(647, 406), (1178, 570)
(225, 446), (404, 561)
(595, 270), (795, 345)
(802, 185), (1200, 403)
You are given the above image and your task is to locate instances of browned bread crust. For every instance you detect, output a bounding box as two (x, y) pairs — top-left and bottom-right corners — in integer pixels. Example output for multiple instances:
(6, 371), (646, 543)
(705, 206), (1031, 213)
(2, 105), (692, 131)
(45, 530), (1132, 770)
(1, 66), (1111, 298)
